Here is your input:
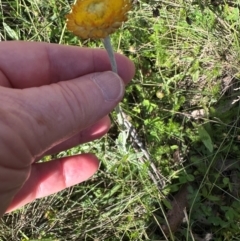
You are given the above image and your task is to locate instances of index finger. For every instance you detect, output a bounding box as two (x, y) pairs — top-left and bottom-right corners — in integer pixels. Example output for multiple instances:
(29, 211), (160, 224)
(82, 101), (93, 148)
(0, 41), (135, 88)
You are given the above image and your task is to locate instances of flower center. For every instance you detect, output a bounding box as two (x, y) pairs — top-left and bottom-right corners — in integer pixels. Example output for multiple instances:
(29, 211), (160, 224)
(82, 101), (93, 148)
(87, 2), (106, 18)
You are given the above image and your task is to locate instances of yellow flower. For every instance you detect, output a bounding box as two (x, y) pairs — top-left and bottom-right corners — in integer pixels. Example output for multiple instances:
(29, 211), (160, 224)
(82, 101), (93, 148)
(66, 0), (132, 39)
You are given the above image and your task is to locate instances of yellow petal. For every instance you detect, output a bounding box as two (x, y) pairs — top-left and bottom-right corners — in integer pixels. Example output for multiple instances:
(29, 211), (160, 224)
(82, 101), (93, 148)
(66, 0), (132, 39)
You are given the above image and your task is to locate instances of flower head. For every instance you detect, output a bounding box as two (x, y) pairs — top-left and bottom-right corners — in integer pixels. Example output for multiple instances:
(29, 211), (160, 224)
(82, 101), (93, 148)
(66, 0), (132, 39)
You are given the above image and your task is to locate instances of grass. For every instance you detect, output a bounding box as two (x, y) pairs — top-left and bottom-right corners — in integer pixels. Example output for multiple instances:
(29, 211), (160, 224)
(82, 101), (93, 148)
(1, 0), (240, 240)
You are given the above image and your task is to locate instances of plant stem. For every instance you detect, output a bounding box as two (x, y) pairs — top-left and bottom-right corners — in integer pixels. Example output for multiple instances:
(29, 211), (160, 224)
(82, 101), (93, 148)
(102, 36), (124, 128)
(102, 36), (118, 74)
(102, 36), (166, 190)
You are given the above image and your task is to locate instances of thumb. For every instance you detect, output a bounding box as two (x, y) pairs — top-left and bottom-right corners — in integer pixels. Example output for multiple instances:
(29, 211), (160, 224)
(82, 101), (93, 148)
(17, 71), (124, 156)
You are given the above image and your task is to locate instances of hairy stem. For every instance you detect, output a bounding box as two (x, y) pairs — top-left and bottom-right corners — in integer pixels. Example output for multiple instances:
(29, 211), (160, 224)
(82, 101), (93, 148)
(102, 36), (166, 190)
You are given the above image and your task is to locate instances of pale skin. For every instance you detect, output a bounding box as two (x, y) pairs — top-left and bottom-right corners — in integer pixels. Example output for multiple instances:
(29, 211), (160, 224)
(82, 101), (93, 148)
(0, 41), (135, 217)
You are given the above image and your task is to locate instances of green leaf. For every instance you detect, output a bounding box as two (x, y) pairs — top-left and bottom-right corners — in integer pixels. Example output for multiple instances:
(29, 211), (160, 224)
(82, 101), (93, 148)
(3, 22), (19, 40)
(208, 216), (222, 226)
(186, 174), (195, 182)
(170, 145), (179, 150)
(162, 198), (172, 210)
(225, 209), (234, 221)
(207, 195), (221, 202)
(198, 125), (213, 152)
(223, 177), (229, 185)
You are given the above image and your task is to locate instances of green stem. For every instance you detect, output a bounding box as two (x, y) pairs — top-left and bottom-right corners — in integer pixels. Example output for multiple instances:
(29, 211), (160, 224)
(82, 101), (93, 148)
(102, 36), (165, 189)
(102, 36), (124, 127)
(102, 36), (118, 74)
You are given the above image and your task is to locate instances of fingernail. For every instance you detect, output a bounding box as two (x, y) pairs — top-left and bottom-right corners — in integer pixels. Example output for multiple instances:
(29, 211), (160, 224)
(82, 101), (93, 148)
(91, 71), (124, 102)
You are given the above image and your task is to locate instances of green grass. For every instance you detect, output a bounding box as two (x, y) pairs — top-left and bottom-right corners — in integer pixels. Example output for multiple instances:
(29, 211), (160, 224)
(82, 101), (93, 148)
(1, 0), (240, 240)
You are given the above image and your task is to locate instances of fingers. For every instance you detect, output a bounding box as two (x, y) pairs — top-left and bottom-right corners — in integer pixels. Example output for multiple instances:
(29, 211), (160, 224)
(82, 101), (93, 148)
(6, 154), (99, 213)
(6, 71), (123, 159)
(44, 116), (111, 156)
(0, 41), (135, 88)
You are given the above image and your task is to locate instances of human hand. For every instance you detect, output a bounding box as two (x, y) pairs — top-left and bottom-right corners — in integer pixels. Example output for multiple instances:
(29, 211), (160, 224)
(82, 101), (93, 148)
(0, 41), (135, 216)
